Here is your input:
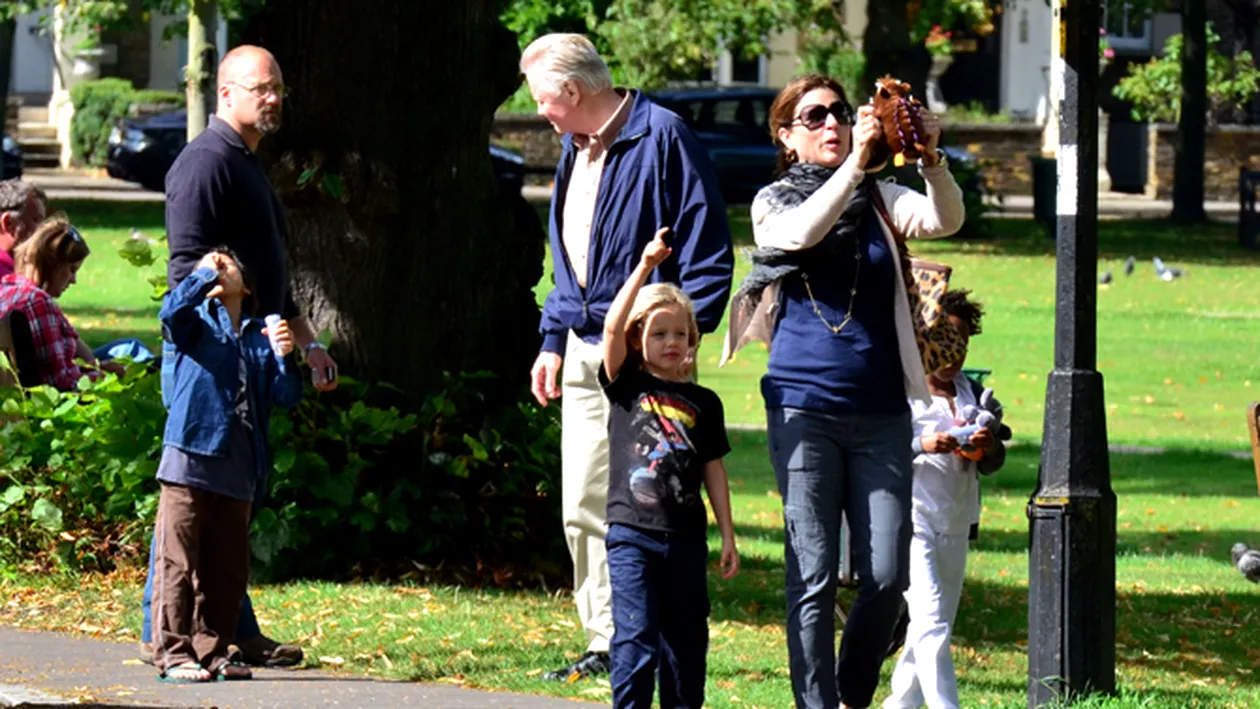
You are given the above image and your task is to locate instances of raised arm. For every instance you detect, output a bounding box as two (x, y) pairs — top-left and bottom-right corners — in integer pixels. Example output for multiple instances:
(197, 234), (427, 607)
(603, 228), (671, 382)
(158, 261), (220, 349)
(751, 104), (883, 251)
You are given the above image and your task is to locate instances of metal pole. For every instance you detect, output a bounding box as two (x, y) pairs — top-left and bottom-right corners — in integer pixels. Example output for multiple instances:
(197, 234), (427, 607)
(1027, 0), (1115, 706)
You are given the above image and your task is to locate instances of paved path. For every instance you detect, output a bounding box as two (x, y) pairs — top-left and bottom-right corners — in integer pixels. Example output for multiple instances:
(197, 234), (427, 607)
(0, 627), (587, 709)
(23, 169), (165, 204)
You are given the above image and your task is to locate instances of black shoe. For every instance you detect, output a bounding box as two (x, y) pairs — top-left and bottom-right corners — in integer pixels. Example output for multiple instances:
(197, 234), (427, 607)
(541, 651), (611, 681)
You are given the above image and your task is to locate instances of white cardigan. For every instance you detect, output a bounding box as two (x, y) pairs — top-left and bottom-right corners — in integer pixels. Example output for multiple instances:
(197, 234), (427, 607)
(749, 154), (966, 404)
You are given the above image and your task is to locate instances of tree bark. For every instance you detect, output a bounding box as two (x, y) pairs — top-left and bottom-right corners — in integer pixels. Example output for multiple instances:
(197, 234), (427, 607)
(862, 0), (928, 103)
(0, 19), (13, 127)
(186, 0), (218, 142)
(1172, 0), (1208, 223)
(238, 2), (543, 407)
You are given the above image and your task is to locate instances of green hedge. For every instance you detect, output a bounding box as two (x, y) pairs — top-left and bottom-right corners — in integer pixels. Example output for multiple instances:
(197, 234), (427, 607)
(0, 365), (566, 586)
(69, 79), (183, 167)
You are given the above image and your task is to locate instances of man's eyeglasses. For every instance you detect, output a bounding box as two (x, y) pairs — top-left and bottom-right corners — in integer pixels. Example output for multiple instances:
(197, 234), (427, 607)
(226, 81), (290, 99)
(790, 101), (855, 131)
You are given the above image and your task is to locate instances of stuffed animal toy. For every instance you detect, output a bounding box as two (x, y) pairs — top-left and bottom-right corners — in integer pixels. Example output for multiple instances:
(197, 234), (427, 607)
(868, 76), (926, 169)
(946, 388), (1011, 461)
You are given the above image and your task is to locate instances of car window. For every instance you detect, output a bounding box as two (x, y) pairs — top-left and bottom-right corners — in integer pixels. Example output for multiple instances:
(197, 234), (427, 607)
(710, 99), (767, 138)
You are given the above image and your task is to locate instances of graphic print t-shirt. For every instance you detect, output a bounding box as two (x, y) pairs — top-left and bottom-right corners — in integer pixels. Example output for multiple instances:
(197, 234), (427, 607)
(600, 366), (731, 536)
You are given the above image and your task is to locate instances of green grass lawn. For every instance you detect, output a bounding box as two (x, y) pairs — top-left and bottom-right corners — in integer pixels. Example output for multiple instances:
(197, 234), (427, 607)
(4, 200), (1260, 707)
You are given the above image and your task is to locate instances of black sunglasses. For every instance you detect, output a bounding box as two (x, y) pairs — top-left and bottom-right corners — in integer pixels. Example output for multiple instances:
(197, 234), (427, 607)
(791, 101), (855, 130)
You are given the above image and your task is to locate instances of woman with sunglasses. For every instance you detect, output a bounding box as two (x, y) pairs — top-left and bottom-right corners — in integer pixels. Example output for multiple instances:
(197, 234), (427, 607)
(0, 218), (110, 390)
(727, 74), (964, 709)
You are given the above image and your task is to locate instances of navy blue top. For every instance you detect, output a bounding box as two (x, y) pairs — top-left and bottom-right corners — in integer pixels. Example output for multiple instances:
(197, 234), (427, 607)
(762, 212), (907, 415)
(164, 116), (298, 319)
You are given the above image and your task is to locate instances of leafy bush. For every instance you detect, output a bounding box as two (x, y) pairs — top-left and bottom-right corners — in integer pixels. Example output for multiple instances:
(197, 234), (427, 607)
(941, 101), (1012, 125)
(0, 358), (565, 586)
(1113, 24), (1260, 124)
(256, 372), (565, 585)
(0, 360), (164, 571)
(69, 79), (182, 167)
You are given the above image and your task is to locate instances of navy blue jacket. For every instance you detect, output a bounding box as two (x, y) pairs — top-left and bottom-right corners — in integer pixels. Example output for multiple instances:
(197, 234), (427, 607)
(159, 267), (302, 475)
(539, 91), (733, 353)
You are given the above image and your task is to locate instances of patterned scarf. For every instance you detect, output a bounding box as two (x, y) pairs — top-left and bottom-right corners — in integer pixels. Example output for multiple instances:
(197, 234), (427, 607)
(739, 163), (876, 297)
(719, 164), (877, 365)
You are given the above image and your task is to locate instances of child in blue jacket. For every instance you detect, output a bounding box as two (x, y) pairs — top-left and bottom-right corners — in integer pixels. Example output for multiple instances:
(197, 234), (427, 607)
(150, 248), (302, 683)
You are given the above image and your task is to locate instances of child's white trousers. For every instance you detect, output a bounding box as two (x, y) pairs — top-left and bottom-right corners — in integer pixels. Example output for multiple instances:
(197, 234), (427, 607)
(883, 529), (970, 709)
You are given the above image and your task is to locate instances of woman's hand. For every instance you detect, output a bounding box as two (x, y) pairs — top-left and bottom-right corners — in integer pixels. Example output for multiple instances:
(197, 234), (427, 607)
(641, 228), (672, 270)
(853, 104), (883, 168)
(918, 109), (942, 165)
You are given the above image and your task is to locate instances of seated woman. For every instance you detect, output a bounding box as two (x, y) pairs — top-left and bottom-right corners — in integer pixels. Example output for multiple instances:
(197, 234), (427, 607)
(0, 217), (124, 390)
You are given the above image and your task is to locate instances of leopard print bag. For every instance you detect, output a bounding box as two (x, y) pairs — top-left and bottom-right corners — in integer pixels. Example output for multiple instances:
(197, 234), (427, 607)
(871, 192), (967, 376)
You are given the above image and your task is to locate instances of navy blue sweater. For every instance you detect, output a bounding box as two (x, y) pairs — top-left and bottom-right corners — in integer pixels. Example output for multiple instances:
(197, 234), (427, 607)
(762, 213), (907, 415)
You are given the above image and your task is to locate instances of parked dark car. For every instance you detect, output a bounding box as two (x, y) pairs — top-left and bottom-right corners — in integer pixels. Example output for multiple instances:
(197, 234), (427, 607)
(107, 110), (528, 194)
(650, 86), (983, 205)
(2, 135), (22, 180)
(649, 87), (779, 205)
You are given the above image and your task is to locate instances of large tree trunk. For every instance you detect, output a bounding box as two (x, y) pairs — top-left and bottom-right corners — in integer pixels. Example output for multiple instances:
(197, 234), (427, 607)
(238, 2), (542, 407)
(0, 19), (14, 118)
(1172, 0), (1208, 223)
(862, 0), (928, 104)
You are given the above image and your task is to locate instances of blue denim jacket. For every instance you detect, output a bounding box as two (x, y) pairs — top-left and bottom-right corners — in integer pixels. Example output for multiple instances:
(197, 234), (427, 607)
(159, 267), (302, 470)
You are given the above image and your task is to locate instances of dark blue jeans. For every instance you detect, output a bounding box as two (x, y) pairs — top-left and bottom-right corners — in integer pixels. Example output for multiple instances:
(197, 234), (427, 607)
(607, 523), (710, 709)
(767, 407), (914, 709)
(141, 528), (260, 644)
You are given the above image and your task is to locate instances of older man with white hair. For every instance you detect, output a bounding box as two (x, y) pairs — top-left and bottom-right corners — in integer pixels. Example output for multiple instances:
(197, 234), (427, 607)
(521, 33), (733, 682)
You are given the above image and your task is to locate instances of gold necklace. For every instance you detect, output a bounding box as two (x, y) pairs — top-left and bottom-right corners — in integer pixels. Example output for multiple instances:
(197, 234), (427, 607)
(801, 235), (862, 334)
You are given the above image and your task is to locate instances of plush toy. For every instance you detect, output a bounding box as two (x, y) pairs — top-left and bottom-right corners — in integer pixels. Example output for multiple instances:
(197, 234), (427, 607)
(946, 388), (1011, 461)
(867, 76), (927, 169)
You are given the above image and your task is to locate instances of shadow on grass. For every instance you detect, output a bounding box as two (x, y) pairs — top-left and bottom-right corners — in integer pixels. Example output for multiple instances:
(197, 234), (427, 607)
(984, 445), (1258, 498)
(955, 575), (1260, 698)
(970, 527), (1260, 561)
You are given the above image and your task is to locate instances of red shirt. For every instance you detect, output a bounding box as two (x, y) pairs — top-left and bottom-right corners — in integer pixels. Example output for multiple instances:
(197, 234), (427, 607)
(0, 273), (88, 390)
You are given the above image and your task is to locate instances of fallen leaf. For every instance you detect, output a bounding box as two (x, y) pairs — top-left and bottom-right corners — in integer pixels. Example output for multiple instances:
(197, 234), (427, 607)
(319, 656), (345, 666)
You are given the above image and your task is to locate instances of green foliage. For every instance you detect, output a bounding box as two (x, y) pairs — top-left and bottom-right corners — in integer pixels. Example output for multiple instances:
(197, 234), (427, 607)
(69, 79), (181, 167)
(909, 0), (998, 44)
(1113, 24), (1260, 123)
(69, 78), (134, 168)
(256, 372), (564, 583)
(794, 1), (864, 100)
(941, 101), (1012, 125)
(499, 0), (798, 97)
(0, 362), (564, 584)
(0, 360), (164, 572)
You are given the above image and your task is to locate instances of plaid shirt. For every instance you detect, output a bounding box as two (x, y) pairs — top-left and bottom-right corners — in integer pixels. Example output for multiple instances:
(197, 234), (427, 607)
(0, 274), (88, 390)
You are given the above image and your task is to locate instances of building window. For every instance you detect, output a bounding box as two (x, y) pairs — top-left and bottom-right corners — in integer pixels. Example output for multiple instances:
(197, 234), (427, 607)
(1103, 3), (1152, 53)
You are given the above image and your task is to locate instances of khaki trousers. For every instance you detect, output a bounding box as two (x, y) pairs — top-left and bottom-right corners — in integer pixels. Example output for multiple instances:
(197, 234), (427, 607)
(151, 481), (252, 671)
(560, 334), (614, 654)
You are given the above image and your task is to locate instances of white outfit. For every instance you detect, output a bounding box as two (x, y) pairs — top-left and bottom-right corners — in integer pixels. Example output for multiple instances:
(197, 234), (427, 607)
(745, 156), (965, 405)
(885, 374), (981, 709)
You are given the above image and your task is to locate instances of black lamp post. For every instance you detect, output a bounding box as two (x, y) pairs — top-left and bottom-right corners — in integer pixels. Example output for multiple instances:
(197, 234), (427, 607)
(1026, 0), (1115, 706)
